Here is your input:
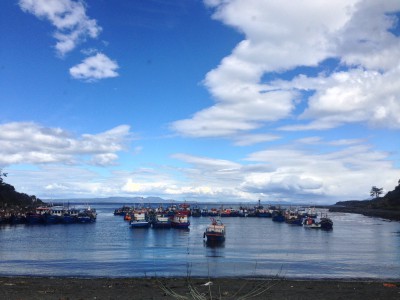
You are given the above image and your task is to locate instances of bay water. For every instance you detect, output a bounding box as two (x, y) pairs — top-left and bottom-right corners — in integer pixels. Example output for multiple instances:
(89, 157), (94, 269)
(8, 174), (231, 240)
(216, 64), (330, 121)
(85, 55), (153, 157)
(0, 203), (399, 279)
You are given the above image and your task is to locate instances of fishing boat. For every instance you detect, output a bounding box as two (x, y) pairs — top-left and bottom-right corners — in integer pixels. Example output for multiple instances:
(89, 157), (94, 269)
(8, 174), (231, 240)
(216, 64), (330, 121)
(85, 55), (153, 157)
(319, 214), (333, 230)
(124, 212), (132, 221)
(191, 206), (201, 217)
(77, 208), (97, 223)
(302, 215), (333, 230)
(203, 218), (225, 242)
(178, 202), (191, 216)
(285, 210), (303, 225)
(26, 206), (50, 224)
(152, 214), (172, 229)
(114, 206), (131, 216)
(43, 206), (66, 224)
(257, 209), (272, 218)
(77, 212), (94, 223)
(201, 208), (209, 217)
(272, 210), (285, 222)
(130, 211), (150, 228)
(171, 213), (190, 229)
(220, 209), (231, 217)
(81, 206), (97, 221)
(302, 217), (321, 228)
(62, 208), (79, 224)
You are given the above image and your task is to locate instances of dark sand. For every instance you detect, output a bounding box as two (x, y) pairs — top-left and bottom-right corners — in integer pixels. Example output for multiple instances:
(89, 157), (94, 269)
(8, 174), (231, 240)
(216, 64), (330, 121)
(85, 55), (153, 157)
(0, 277), (399, 299)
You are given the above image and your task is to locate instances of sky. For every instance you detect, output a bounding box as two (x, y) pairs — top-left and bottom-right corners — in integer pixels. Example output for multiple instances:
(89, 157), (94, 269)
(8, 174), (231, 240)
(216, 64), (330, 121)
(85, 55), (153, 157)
(1, 0), (400, 204)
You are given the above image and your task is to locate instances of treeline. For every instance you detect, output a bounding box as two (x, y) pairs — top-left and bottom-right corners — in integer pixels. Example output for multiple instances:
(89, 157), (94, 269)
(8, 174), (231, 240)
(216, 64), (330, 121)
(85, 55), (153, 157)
(330, 180), (400, 221)
(0, 171), (43, 208)
(335, 180), (400, 210)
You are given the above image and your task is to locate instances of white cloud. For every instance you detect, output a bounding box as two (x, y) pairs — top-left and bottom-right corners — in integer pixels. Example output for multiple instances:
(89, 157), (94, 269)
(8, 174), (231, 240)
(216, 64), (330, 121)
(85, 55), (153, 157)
(233, 133), (280, 146)
(276, 66), (400, 130)
(19, 0), (102, 56)
(172, 0), (400, 138)
(4, 136), (399, 203)
(172, 153), (241, 170)
(167, 139), (397, 203)
(0, 122), (131, 166)
(69, 53), (119, 81)
(241, 141), (399, 201)
(336, 0), (400, 71)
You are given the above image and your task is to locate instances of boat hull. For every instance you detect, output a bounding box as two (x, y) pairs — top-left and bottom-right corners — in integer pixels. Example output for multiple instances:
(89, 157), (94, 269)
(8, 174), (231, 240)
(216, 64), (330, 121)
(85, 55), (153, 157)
(152, 222), (171, 229)
(130, 221), (150, 228)
(320, 218), (333, 230)
(171, 222), (190, 229)
(285, 218), (303, 226)
(204, 233), (225, 242)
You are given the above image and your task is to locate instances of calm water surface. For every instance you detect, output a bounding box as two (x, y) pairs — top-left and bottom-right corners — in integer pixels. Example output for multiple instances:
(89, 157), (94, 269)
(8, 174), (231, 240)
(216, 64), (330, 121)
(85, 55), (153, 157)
(0, 203), (399, 279)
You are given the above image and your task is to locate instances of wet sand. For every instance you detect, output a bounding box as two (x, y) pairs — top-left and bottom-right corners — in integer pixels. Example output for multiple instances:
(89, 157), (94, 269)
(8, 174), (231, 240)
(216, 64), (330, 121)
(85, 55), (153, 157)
(0, 277), (399, 299)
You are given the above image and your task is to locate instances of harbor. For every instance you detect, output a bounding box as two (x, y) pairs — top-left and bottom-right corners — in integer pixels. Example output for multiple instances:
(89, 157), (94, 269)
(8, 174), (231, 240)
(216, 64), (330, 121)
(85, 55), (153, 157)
(0, 202), (399, 279)
(112, 201), (334, 232)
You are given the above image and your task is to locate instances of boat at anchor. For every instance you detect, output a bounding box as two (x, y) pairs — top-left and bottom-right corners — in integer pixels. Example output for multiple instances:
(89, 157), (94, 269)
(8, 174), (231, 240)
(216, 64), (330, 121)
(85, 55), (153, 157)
(203, 218), (225, 242)
(130, 211), (150, 228)
(171, 212), (190, 229)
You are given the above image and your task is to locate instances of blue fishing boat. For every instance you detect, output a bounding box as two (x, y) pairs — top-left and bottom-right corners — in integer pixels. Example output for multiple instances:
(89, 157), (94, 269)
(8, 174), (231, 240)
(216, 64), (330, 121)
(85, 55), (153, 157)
(130, 211), (150, 228)
(26, 206), (49, 224)
(152, 214), (172, 229)
(62, 209), (79, 224)
(201, 208), (209, 217)
(272, 210), (285, 222)
(42, 206), (64, 224)
(81, 206), (97, 221)
(77, 208), (96, 223)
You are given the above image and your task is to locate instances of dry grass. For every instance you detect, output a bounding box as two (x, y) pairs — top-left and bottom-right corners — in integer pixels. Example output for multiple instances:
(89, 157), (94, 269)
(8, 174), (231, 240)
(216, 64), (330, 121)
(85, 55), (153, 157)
(157, 277), (280, 300)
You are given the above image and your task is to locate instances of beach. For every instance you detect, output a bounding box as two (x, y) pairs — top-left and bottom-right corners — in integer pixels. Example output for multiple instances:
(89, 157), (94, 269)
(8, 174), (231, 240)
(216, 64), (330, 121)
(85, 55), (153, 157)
(0, 277), (399, 299)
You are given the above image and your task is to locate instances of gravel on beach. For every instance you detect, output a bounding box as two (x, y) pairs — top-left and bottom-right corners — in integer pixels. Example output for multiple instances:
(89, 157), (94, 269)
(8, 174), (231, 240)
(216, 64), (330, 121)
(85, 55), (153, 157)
(0, 277), (399, 299)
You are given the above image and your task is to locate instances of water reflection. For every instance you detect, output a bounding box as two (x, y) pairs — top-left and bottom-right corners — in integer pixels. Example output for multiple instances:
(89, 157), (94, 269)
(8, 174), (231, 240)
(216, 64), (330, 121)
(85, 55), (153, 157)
(204, 240), (225, 249)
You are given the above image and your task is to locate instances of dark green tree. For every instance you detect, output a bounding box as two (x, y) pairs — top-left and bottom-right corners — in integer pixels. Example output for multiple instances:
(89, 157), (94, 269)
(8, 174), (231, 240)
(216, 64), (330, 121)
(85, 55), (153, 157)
(370, 186), (383, 198)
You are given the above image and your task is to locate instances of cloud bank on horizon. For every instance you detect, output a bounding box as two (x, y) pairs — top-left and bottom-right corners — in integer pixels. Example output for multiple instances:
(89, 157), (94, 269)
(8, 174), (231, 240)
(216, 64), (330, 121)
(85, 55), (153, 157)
(1, 0), (399, 204)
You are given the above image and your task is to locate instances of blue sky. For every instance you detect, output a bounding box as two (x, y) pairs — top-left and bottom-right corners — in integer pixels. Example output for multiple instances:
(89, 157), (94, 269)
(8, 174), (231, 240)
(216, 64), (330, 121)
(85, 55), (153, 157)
(1, 0), (399, 204)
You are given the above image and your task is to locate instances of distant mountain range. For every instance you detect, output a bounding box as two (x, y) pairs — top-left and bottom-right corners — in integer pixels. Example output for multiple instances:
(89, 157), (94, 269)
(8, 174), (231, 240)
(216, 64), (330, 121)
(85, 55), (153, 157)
(45, 196), (295, 207)
(48, 196), (175, 205)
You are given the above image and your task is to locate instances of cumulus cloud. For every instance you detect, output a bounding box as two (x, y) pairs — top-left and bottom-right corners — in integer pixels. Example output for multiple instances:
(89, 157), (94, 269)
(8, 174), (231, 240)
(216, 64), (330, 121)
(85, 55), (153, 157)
(171, 0), (400, 138)
(4, 135), (399, 202)
(0, 122), (131, 166)
(69, 53), (119, 81)
(19, 0), (102, 56)
(276, 66), (400, 130)
(241, 141), (399, 201)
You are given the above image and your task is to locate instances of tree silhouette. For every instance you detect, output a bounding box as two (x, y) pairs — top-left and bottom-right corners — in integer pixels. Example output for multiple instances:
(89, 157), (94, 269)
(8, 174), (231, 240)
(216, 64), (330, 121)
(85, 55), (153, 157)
(0, 169), (8, 185)
(370, 186), (383, 198)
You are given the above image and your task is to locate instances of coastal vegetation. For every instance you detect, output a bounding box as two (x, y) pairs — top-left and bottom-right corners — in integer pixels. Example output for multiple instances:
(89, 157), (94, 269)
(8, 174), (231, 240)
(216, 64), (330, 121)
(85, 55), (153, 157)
(329, 179), (400, 220)
(0, 169), (43, 208)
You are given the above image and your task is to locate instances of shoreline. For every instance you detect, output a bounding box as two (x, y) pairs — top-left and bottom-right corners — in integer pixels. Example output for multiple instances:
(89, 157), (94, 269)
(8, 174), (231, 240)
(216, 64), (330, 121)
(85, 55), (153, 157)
(328, 206), (400, 221)
(0, 276), (399, 299)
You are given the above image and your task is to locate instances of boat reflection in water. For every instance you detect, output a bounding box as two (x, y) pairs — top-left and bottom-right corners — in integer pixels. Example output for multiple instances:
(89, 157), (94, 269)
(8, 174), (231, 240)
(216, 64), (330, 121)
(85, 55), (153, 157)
(204, 239), (225, 249)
